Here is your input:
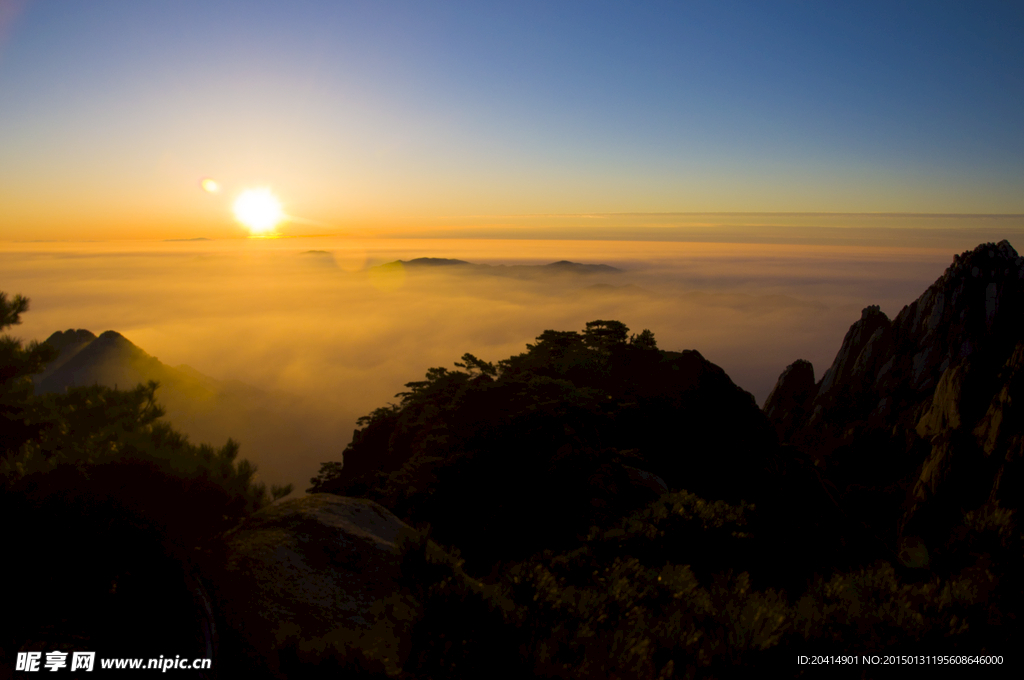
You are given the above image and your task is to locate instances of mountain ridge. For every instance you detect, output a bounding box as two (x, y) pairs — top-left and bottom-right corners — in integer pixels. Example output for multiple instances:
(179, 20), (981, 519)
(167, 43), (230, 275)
(371, 257), (621, 276)
(765, 239), (1024, 568)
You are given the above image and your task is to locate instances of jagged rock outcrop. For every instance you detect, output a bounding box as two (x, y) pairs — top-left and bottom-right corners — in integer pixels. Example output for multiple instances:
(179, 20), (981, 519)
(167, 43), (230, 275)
(765, 240), (1024, 565)
(762, 359), (815, 442)
(810, 305), (893, 429)
(777, 240), (1024, 436)
(973, 341), (1024, 488)
(209, 494), (420, 677)
(906, 339), (1024, 544)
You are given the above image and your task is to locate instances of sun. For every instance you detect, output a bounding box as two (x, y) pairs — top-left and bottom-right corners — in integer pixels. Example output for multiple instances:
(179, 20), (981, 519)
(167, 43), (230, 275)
(233, 189), (283, 236)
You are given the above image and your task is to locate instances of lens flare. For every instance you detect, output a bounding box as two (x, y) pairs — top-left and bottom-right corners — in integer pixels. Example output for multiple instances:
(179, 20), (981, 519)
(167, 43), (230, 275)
(201, 178), (220, 193)
(233, 189), (283, 236)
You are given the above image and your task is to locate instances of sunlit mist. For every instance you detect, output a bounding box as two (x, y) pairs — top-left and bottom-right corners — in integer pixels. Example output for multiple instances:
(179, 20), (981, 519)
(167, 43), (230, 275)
(0, 235), (977, 494)
(234, 189), (283, 236)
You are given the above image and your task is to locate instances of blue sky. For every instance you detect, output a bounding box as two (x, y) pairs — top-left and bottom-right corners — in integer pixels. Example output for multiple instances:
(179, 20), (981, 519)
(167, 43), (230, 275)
(1, 1), (1022, 238)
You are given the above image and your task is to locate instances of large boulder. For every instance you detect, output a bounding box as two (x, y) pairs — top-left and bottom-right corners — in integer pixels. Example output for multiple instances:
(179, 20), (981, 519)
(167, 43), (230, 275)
(209, 494), (420, 677)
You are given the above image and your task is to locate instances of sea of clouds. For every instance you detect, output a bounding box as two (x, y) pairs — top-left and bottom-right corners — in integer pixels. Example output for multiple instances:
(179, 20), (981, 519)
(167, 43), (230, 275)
(0, 234), (1005, 493)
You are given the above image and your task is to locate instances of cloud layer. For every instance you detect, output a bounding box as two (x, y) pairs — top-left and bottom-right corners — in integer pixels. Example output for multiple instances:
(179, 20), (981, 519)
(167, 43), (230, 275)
(0, 237), (968, 493)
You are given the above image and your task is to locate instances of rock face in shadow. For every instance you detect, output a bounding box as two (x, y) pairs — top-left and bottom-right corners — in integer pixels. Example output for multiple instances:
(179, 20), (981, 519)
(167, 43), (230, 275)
(806, 240), (1023, 435)
(810, 305), (893, 428)
(209, 494), (419, 678)
(765, 240), (1024, 565)
(762, 359), (815, 442)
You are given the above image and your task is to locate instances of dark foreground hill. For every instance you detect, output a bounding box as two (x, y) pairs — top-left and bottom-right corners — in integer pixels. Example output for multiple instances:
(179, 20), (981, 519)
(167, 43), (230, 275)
(309, 321), (832, 583)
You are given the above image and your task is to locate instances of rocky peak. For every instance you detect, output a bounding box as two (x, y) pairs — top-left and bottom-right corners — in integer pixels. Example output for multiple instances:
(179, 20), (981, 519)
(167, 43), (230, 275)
(35, 329), (162, 394)
(882, 240), (1023, 395)
(763, 240), (1024, 568)
(43, 328), (97, 352)
(36, 329), (100, 382)
(813, 305), (892, 415)
(774, 240), (1024, 436)
(762, 359), (815, 442)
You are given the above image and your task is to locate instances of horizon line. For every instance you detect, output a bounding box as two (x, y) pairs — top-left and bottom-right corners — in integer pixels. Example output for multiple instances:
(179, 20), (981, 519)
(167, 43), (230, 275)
(433, 211), (1024, 219)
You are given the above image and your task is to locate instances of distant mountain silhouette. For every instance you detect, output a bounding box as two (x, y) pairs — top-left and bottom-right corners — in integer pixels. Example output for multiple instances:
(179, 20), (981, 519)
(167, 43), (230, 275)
(34, 330), (344, 489)
(542, 259), (620, 273)
(370, 258), (620, 278)
(765, 239), (1024, 569)
(36, 330), (213, 397)
(396, 257), (472, 267)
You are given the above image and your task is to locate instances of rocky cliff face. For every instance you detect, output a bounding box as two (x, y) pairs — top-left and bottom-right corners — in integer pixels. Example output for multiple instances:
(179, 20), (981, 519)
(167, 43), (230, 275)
(765, 240), (1024, 565)
(762, 359), (815, 442)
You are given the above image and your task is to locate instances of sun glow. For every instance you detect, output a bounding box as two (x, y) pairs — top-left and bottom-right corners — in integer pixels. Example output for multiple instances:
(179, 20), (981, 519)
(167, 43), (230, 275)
(233, 189), (284, 236)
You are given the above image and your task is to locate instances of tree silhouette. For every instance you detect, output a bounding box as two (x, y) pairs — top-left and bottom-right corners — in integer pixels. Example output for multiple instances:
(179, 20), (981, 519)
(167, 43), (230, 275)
(583, 319), (629, 352)
(0, 292), (57, 456)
